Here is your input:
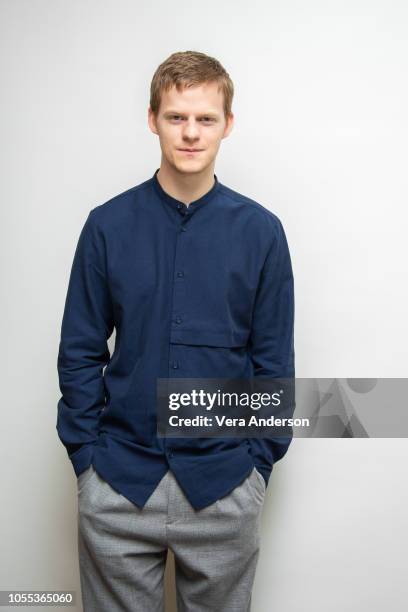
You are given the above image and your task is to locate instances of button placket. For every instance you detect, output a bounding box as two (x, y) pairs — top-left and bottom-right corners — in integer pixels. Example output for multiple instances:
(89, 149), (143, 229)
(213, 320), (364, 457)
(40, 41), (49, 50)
(168, 215), (190, 376)
(168, 343), (183, 375)
(170, 220), (189, 335)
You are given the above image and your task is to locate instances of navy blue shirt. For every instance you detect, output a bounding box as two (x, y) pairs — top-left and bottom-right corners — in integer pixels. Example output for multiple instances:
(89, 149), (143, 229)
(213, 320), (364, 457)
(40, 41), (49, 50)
(56, 168), (295, 510)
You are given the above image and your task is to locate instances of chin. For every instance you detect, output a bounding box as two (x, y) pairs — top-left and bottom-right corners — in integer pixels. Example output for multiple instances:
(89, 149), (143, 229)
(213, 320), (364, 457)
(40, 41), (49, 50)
(171, 158), (210, 175)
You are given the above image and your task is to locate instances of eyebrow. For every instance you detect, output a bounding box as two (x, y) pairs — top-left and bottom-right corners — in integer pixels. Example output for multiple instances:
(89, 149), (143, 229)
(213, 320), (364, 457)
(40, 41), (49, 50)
(163, 110), (220, 118)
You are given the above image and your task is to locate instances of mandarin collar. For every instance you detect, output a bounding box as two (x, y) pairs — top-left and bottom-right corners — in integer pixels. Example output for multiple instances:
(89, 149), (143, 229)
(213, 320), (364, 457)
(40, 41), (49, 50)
(151, 168), (219, 215)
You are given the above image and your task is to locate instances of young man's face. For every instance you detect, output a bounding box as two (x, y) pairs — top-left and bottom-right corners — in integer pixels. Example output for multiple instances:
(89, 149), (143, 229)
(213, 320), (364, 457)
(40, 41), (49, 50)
(148, 81), (234, 176)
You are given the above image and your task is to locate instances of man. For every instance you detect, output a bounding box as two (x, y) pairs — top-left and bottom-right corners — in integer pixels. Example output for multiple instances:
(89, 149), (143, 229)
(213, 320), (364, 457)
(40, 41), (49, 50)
(56, 50), (295, 611)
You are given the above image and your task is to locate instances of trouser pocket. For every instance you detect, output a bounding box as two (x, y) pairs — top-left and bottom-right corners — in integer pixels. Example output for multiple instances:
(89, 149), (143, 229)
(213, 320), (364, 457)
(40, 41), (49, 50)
(77, 465), (97, 494)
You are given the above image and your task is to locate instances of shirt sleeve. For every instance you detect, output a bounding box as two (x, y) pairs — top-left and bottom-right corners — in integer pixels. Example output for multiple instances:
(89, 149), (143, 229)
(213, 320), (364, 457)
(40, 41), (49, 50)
(247, 216), (295, 477)
(56, 209), (114, 475)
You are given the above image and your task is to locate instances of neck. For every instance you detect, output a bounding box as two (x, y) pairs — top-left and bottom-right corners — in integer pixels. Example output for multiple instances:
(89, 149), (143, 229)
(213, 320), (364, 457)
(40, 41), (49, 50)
(156, 159), (215, 207)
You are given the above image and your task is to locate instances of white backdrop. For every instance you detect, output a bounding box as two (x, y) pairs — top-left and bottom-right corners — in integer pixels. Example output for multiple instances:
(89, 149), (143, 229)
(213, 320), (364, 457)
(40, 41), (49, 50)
(1, 0), (407, 610)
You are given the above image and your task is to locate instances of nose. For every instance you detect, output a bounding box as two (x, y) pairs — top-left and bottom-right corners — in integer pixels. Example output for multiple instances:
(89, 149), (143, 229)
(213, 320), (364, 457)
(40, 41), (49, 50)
(182, 117), (200, 142)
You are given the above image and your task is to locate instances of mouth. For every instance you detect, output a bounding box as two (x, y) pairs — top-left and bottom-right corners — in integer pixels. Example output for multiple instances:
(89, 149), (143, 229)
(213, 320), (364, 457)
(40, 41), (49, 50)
(177, 148), (204, 154)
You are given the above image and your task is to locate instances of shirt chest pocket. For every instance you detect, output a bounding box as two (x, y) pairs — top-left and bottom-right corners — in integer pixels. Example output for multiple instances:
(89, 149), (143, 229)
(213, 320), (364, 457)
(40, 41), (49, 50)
(169, 329), (252, 379)
(170, 327), (249, 348)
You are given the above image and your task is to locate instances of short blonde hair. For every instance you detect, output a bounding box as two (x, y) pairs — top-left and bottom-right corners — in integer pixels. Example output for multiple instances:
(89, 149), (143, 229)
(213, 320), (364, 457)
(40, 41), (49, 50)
(150, 50), (234, 119)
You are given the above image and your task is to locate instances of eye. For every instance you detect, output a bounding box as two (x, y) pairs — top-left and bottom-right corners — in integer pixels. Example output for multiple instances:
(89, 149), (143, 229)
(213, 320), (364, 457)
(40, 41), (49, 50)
(200, 117), (215, 123)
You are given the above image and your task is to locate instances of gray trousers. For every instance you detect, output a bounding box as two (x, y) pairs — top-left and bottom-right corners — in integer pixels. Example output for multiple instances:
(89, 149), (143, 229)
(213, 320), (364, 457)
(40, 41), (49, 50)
(77, 464), (266, 611)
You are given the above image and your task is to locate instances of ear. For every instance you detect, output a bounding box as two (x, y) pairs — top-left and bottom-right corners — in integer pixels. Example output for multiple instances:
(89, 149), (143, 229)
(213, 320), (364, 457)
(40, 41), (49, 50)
(222, 112), (234, 139)
(148, 106), (158, 135)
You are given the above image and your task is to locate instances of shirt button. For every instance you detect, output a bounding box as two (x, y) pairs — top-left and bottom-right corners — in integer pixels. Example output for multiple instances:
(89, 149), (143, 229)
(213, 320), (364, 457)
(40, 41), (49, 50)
(172, 361), (179, 369)
(177, 204), (182, 209)
(181, 226), (187, 232)
(175, 316), (182, 324)
(168, 451), (174, 458)
(177, 271), (184, 278)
